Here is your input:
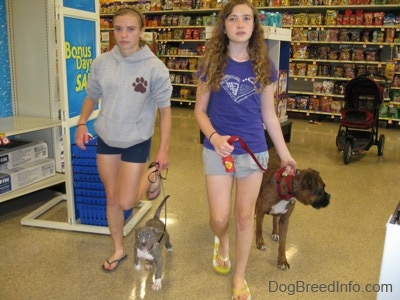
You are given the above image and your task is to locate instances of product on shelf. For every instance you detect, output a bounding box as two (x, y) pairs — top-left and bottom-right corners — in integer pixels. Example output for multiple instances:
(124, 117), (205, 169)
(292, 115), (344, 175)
(0, 139), (48, 172)
(0, 158), (55, 195)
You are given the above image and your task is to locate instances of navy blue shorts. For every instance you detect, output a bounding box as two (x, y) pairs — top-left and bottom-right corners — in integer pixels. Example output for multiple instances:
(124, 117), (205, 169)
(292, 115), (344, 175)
(96, 136), (151, 163)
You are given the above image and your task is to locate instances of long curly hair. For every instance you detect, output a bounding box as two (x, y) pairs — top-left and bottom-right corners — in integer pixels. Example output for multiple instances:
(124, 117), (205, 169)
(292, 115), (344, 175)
(197, 0), (272, 94)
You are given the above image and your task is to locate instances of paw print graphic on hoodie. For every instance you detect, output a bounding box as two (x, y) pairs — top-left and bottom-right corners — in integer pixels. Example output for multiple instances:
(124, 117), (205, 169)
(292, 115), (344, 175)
(132, 77), (148, 93)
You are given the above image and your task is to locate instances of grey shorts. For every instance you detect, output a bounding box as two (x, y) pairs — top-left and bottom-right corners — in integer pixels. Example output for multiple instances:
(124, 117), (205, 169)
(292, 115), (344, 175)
(203, 147), (269, 178)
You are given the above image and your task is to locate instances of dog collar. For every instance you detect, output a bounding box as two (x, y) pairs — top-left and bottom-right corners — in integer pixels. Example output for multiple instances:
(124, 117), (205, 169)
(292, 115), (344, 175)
(274, 167), (295, 200)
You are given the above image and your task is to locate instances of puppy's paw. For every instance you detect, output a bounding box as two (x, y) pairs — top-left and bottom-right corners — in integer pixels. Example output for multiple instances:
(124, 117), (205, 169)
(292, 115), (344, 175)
(166, 246), (173, 252)
(152, 278), (162, 291)
(271, 234), (279, 241)
(135, 262), (141, 270)
(144, 261), (153, 270)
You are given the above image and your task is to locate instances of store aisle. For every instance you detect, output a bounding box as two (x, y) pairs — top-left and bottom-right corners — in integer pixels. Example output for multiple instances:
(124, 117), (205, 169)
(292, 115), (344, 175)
(1, 107), (399, 300)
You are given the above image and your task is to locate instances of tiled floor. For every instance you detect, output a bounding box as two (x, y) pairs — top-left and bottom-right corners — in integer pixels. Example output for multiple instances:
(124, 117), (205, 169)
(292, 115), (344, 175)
(1, 107), (399, 300)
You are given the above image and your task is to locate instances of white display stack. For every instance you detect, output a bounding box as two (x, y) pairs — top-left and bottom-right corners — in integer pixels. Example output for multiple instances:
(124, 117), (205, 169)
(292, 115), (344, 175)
(2, 0), (151, 235)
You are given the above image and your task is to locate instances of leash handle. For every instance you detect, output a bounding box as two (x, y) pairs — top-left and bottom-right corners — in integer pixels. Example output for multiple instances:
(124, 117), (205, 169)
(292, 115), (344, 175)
(226, 135), (268, 172)
(222, 136), (239, 172)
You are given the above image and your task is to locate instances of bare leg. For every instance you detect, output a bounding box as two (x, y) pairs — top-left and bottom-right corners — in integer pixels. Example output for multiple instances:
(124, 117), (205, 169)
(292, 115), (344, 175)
(206, 175), (234, 263)
(97, 154), (126, 271)
(98, 157), (160, 270)
(233, 170), (263, 291)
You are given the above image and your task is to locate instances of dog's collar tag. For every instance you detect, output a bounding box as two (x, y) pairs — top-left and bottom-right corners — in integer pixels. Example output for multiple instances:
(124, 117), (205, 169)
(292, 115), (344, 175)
(274, 167), (295, 200)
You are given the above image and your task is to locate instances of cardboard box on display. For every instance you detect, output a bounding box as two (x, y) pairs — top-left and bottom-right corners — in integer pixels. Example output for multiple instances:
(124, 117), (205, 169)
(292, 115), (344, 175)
(0, 140), (48, 172)
(0, 158), (56, 195)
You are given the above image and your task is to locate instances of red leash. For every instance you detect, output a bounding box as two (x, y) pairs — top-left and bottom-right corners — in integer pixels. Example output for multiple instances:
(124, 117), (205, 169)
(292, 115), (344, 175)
(225, 136), (268, 172)
(226, 136), (295, 199)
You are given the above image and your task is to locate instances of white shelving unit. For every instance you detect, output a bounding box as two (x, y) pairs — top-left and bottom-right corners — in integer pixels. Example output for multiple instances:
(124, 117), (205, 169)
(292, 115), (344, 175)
(2, 0), (151, 235)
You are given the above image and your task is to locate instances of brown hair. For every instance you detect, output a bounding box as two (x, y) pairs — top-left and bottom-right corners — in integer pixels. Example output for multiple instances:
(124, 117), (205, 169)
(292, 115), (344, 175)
(113, 8), (148, 48)
(197, 0), (272, 93)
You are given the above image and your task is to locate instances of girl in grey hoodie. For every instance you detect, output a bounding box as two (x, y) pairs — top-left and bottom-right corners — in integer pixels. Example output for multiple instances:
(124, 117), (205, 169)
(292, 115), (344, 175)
(75, 7), (172, 272)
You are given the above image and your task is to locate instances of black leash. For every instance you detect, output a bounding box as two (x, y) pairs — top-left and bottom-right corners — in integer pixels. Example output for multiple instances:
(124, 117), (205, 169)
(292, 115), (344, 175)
(156, 195), (169, 244)
(148, 162), (169, 244)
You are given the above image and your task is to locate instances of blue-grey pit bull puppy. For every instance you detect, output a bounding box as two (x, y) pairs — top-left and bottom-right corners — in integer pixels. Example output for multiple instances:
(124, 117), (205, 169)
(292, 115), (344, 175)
(134, 196), (172, 291)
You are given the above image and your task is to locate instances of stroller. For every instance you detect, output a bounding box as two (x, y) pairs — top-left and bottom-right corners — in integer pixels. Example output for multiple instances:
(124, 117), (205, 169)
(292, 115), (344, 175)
(336, 74), (387, 164)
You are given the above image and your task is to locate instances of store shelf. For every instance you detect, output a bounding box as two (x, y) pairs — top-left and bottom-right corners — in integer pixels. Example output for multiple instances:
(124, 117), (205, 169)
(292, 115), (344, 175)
(289, 109), (340, 117)
(172, 83), (197, 87)
(171, 97), (195, 104)
(99, 5), (400, 15)
(285, 3), (399, 121)
(147, 25), (205, 29)
(160, 55), (202, 58)
(284, 25), (399, 29)
(156, 39), (206, 42)
(169, 69), (196, 73)
(288, 90), (345, 98)
(291, 41), (396, 46)
(0, 173), (65, 203)
(267, 4), (400, 11)
(290, 58), (388, 65)
(0, 116), (60, 136)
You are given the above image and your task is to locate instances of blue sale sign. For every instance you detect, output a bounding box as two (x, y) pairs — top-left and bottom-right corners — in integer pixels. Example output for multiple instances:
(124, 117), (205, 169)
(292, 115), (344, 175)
(63, 0), (95, 12)
(64, 17), (97, 118)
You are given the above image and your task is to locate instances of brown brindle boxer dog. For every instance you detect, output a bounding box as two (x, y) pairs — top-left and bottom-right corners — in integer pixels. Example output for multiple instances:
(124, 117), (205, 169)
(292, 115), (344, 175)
(255, 148), (330, 270)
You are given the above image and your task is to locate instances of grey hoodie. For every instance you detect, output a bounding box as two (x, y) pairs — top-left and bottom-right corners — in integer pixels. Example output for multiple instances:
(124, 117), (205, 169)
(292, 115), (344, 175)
(86, 45), (172, 148)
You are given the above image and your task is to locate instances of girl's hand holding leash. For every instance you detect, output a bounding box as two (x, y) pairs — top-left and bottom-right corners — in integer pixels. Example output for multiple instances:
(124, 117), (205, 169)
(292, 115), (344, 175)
(281, 158), (297, 176)
(75, 124), (93, 150)
(209, 132), (234, 158)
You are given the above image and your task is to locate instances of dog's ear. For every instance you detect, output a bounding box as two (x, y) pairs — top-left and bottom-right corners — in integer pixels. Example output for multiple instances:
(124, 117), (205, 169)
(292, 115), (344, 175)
(298, 171), (319, 191)
(309, 168), (320, 175)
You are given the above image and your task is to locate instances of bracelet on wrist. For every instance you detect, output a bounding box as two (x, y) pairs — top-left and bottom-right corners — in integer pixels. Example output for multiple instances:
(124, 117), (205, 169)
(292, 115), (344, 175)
(209, 131), (217, 142)
(77, 123), (86, 126)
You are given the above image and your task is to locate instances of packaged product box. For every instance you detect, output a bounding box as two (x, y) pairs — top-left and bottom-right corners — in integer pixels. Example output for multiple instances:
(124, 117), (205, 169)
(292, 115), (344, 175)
(278, 70), (288, 96)
(277, 97), (288, 119)
(0, 158), (55, 195)
(0, 140), (48, 172)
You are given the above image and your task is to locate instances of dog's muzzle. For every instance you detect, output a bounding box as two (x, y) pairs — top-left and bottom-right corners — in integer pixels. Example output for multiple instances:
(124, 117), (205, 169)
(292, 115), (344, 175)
(311, 192), (330, 209)
(139, 242), (149, 251)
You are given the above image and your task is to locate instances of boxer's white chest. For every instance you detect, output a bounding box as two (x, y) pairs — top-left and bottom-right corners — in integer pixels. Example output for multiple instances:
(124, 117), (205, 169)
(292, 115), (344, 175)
(137, 248), (154, 260)
(270, 198), (296, 215)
